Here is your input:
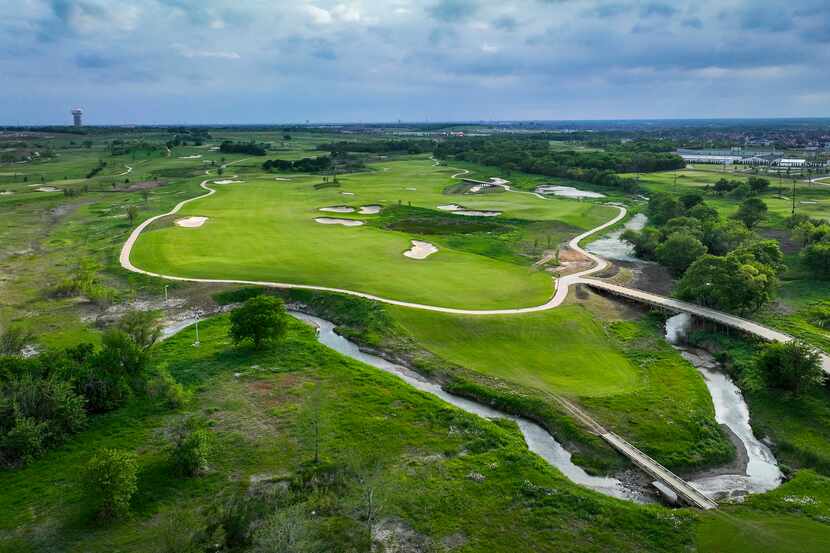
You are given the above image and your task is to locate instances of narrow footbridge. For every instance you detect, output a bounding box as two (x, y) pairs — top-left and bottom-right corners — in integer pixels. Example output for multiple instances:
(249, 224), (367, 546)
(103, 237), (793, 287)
(580, 278), (830, 375)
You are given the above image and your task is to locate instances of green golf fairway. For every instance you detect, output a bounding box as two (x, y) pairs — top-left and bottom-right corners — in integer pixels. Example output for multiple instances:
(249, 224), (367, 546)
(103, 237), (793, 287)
(389, 304), (639, 396)
(130, 159), (615, 309)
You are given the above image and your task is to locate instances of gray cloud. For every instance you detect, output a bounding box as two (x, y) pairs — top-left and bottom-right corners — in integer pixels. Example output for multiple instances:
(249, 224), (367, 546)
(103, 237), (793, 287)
(0, 0), (827, 124)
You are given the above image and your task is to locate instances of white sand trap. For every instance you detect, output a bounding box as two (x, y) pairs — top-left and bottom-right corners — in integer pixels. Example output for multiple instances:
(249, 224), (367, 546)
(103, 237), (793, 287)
(341, 191), (355, 196)
(403, 240), (438, 260)
(437, 204), (464, 211)
(274, 177), (291, 181)
(452, 210), (501, 217)
(406, 187), (417, 191)
(214, 179), (242, 184)
(359, 205), (381, 214)
(0, 191), (13, 195)
(178, 154), (202, 159)
(315, 217), (364, 227)
(800, 200), (818, 204)
(535, 185), (605, 199)
(35, 186), (60, 192)
(175, 216), (208, 228)
(319, 206), (355, 213)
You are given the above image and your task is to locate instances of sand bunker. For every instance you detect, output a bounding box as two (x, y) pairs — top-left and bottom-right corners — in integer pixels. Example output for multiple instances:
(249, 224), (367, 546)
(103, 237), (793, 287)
(0, 190), (13, 195)
(800, 200), (818, 204)
(175, 216), (208, 228)
(35, 186), (60, 192)
(214, 179), (242, 184)
(274, 177), (291, 181)
(452, 210), (501, 217)
(406, 187), (417, 191)
(358, 205), (381, 214)
(178, 154), (202, 159)
(341, 191), (355, 196)
(315, 217), (365, 227)
(535, 185), (605, 199)
(437, 204), (464, 211)
(403, 240), (438, 260)
(319, 206), (355, 213)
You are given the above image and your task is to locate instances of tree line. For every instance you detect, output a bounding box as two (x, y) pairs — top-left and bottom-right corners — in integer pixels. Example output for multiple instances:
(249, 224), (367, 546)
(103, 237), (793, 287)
(316, 140), (434, 155)
(219, 140), (268, 156)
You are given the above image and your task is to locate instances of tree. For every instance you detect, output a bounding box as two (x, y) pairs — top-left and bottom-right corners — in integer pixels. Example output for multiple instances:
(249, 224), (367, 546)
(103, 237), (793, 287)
(734, 197), (768, 229)
(82, 449), (139, 520)
(688, 203), (719, 224)
(621, 227), (661, 259)
(655, 232), (707, 275)
(676, 254), (777, 313)
(754, 341), (825, 395)
(704, 219), (753, 255)
(229, 296), (288, 350)
(117, 310), (161, 351)
(647, 193), (682, 225)
(802, 242), (830, 278)
(748, 176), (770, 195)
(127, 205), (139, 225)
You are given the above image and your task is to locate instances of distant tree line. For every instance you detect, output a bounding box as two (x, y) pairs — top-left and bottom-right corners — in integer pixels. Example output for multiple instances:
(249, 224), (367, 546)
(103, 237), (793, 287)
(262, 155), (333, 173)
(433, 137), (684, 191)
(316, 140), (434, 155)
(219, 140), (268, 156)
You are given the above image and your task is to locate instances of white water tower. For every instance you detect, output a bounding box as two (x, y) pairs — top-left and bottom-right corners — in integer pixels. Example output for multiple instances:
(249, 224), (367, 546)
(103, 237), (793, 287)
(71, 107), (83, 127)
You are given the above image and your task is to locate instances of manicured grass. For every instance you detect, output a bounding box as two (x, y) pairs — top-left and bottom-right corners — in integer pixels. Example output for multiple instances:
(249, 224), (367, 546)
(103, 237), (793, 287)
(130, 158), (615, 309)
(697, 511), (830, 553)
(388, 304), (639, 397)
(386, 304), (731, 471)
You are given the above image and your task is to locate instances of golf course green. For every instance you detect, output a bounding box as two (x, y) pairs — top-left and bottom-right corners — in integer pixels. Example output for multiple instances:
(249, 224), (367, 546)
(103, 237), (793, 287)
(129, 159), (615, 309)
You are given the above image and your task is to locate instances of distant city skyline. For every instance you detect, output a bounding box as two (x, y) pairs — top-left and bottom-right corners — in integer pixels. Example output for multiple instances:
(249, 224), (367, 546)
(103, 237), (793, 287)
(2, 0), (828, 125)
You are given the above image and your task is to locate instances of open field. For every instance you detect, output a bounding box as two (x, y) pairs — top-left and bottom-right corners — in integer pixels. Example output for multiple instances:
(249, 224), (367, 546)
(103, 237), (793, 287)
(129, 158), (615, 309)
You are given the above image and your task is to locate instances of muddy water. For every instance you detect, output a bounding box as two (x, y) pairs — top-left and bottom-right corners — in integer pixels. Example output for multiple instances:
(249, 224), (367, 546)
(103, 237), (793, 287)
(585, 213), (647, 262)
(665, 314), (782, 500)
(292, 312), (648, 503)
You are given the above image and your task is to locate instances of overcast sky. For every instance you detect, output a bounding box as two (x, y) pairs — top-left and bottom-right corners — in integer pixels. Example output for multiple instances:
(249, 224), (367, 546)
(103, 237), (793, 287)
(2, 0), (828, 125)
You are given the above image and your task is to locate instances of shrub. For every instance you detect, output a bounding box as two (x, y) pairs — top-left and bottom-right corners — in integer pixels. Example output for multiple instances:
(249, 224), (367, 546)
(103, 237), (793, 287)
(0, 416), (48, 467)
(148, 369), (191, 409)
(230, 296), (288, 350)
(82, 449), (139, 520)
(754, 341), (825, 395)
(0, 325), (33, 356)
(169, 419), (212, 476)
(117, 310), (161, 350)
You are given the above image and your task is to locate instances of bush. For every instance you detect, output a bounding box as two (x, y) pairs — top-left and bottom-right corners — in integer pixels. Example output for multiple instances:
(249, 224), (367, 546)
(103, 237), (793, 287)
(753, 341), (825, 395)
(0, 325), (33, 356)
(0, 375), (87, 467)
(82, 449), (139, 520)
(169, 419), (212, 476)
(148, 369), (191, 409)
(230, 296), (288, 350)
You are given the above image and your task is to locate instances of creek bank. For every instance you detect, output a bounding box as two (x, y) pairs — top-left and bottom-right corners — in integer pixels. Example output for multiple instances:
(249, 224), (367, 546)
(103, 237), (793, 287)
(665, 313), (783, 501)
(292, 311), (650, 504)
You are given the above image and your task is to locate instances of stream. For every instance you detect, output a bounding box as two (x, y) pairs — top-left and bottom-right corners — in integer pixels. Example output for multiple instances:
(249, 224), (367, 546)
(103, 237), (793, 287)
(665, 313), (783, 500)
(290, 312), (648, 503)
(585, 213), (647, 262)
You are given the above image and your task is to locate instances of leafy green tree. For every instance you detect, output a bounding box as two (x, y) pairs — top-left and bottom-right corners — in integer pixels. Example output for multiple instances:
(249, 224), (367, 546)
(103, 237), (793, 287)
(621, 227), (661, 259)
(677, 254), (777, 313)
(229, 296), (288, 350)
(679, 192), (704, 209)
(82, 449), (139, 520)
(747, 176), (770, 194)
(127, 205), (139, 225)
(687, 203), (719, 224)
(733, 197), (768, 229)
(754, 341), (825, 395)
(662, 216), (704, 240)
(703, 219), (753, 255)
(728, 183), (751, 200)
(647, 193), (683, 225)
(802, 242), (830, 278)
(655, 232), (707, 275)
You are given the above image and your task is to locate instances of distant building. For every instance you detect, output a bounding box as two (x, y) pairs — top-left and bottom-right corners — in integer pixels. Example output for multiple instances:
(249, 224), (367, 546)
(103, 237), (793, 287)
(775, 158), (806, 168)
(71, 108), (83, 127)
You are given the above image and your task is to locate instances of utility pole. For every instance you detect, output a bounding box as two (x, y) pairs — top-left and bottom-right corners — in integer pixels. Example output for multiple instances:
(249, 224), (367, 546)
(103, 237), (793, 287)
(792, 179), (797, 216)
(193, 318), (200, 347)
